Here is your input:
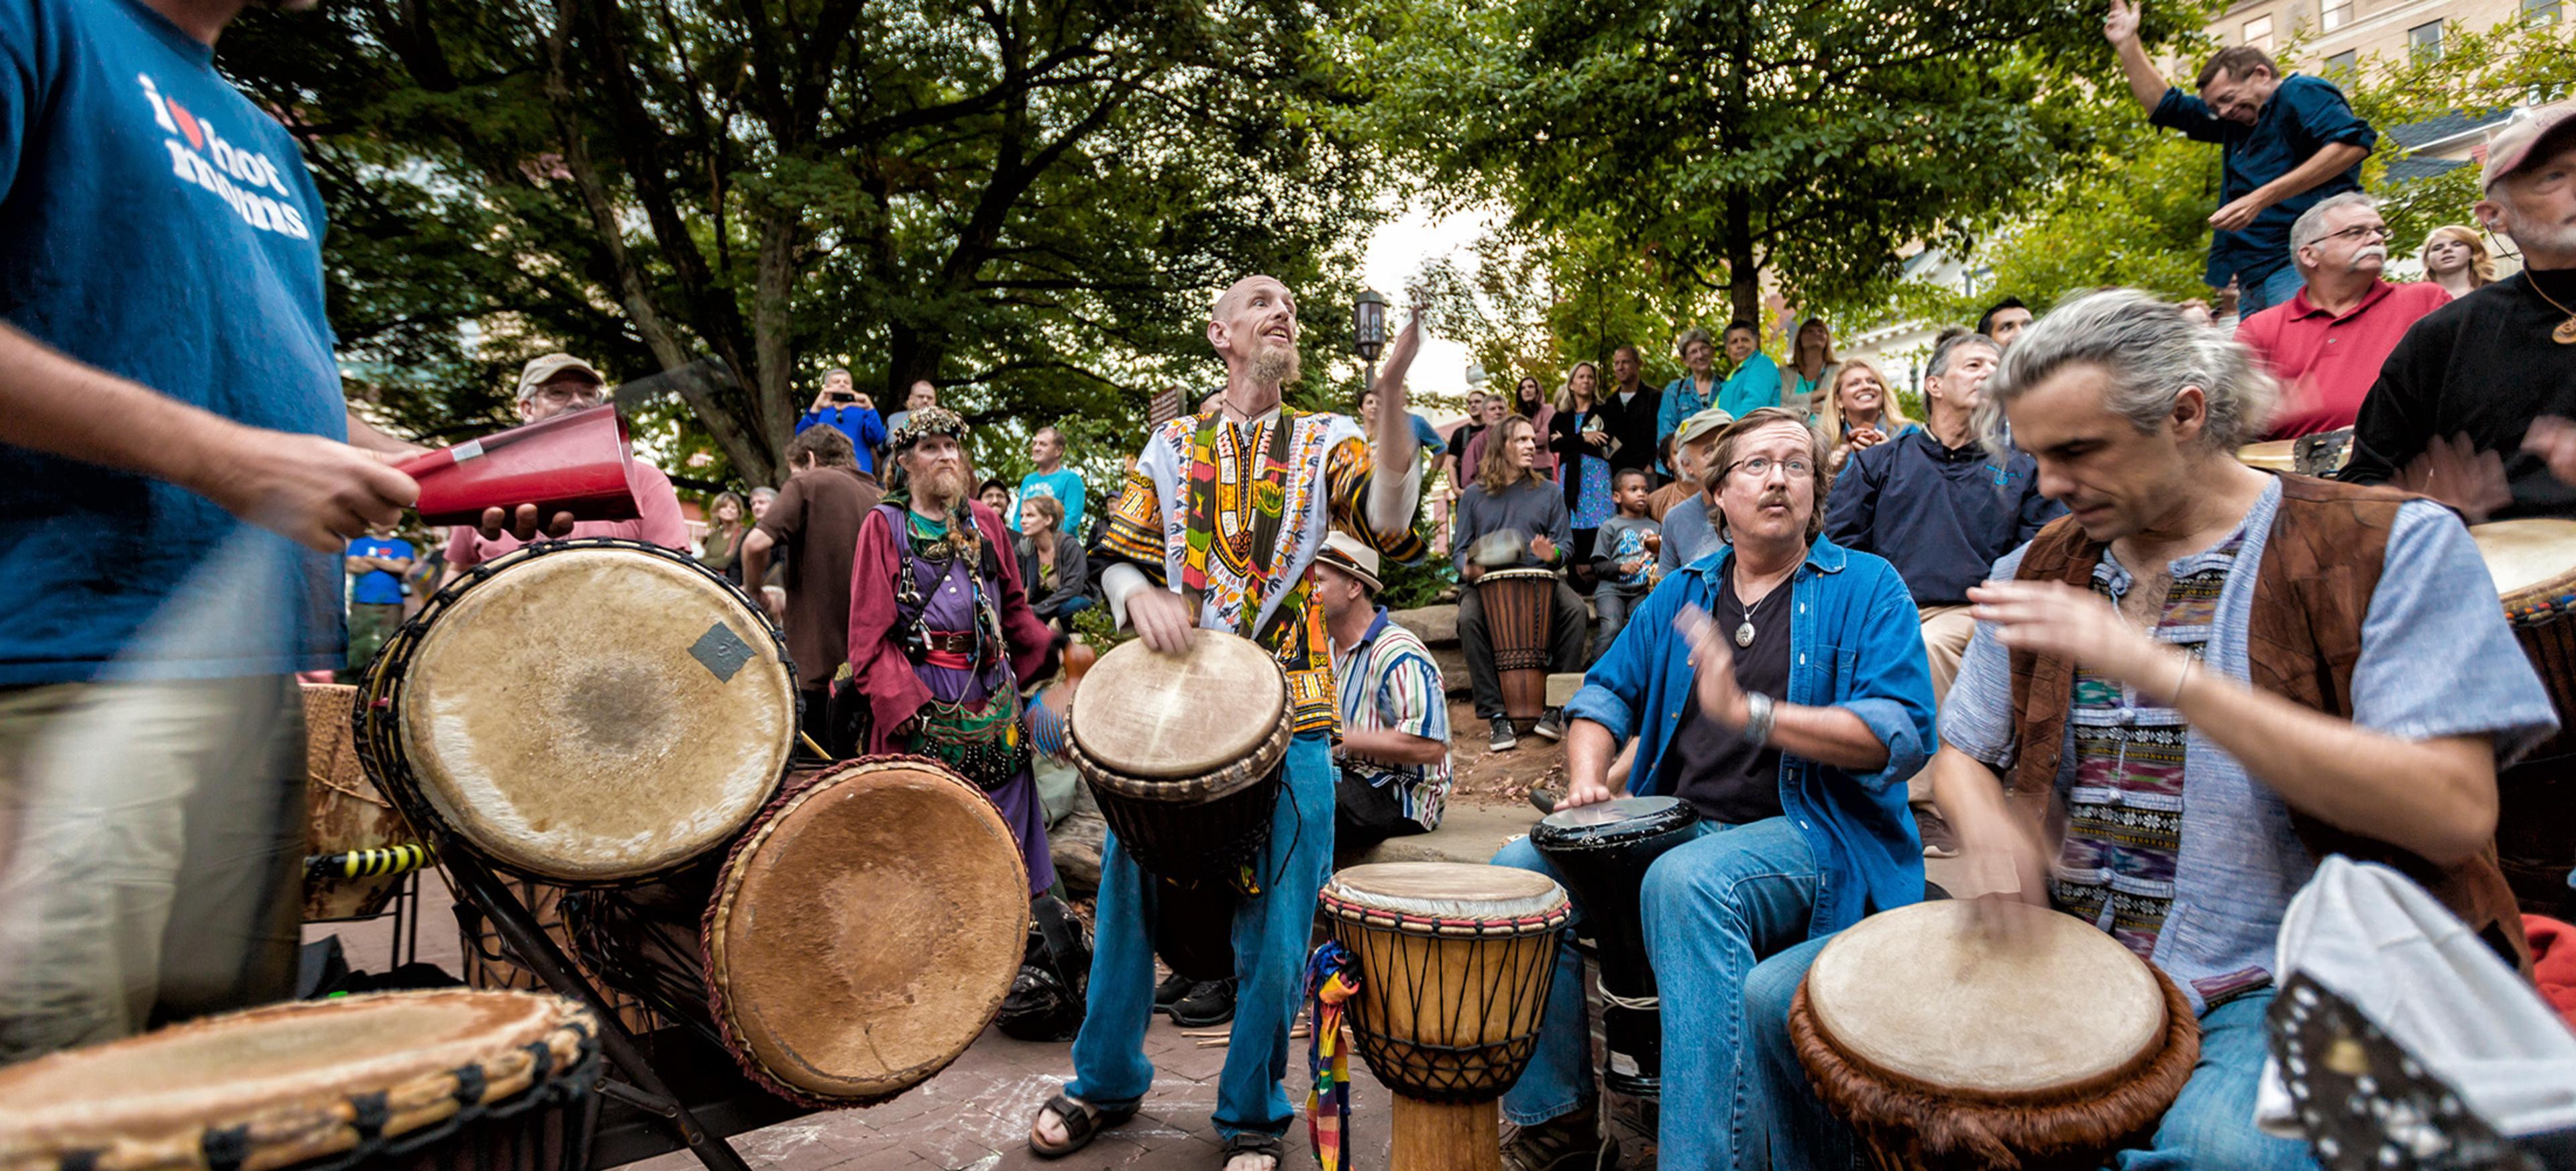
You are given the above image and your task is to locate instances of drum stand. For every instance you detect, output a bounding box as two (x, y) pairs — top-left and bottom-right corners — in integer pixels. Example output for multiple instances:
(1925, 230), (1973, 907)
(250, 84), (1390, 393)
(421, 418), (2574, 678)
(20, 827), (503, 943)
(438, 849), (758, 1171)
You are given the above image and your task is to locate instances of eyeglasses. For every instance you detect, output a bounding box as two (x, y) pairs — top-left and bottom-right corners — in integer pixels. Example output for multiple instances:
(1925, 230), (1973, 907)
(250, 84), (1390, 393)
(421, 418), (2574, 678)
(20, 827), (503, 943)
(530, 382), (602, 405)
(1723, 456), (1815, 480)
(2315, 224), (2393, 245)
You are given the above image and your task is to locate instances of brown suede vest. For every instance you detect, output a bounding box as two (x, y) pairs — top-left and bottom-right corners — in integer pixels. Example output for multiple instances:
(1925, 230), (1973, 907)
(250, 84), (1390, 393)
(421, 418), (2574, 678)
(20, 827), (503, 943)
(2004, 474), (2532, 975)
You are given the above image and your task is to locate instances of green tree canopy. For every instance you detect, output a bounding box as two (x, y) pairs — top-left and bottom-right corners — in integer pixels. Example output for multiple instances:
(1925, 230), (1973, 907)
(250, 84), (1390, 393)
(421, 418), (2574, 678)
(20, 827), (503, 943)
(219, 0), (1387, 487)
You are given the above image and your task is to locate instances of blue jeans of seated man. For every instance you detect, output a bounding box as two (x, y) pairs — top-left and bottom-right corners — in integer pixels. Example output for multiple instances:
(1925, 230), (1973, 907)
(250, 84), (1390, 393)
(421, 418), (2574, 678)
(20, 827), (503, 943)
(1747, 935), (2322, 1171)
(1065, 733), (1332, 1141)
(1490, 815), (1821, 1169)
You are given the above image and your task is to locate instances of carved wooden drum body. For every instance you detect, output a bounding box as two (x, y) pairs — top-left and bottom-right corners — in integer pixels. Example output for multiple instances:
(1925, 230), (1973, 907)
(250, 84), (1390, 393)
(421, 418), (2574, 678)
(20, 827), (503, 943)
(1067, 631), (1289, 884)
(1476, 568), (1558, 723)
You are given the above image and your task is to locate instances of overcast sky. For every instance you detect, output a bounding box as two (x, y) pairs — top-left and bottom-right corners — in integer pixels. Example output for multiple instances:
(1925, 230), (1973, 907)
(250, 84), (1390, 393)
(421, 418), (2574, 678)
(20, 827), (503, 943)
(1357, 198), (1495, 411)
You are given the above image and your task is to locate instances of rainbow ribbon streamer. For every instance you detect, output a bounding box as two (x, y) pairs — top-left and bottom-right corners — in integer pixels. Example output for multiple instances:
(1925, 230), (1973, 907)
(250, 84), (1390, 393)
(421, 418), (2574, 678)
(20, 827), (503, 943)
(1304, 940), (1362, 1170)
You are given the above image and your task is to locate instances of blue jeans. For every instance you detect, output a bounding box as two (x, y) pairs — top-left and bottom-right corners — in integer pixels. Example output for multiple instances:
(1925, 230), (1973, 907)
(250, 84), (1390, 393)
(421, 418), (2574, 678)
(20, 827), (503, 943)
(1748, 939), (2321, 1171)
(2235, 263), (2305, 317)
(1591, 586), (1644, 666)
(1490, 816), (1821, 1169)
(1065, 733), (1333, 1141)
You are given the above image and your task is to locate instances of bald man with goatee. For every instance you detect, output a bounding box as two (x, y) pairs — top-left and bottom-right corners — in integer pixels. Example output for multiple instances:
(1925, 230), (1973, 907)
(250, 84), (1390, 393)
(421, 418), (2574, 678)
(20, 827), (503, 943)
(1028, 276), (1429, 1171)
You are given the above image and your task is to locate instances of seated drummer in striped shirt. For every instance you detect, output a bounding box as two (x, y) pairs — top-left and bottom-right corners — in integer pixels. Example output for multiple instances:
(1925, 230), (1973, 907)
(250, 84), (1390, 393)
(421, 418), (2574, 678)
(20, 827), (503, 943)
(1309, 531), (1452, 867)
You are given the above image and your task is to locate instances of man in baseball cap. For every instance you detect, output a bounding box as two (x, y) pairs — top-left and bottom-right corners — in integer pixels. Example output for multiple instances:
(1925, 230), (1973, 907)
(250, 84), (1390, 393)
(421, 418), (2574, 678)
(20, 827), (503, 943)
(1311, 530), (1451, 866)
(439, 353), (690, 585)
(2343, 103), (2576, 528)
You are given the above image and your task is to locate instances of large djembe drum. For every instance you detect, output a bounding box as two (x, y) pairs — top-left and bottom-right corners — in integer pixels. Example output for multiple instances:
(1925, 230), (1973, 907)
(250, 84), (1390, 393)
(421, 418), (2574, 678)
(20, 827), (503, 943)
(353, 538), (796, 885)
(1529, 795), (1703, 1099)
(1320, 863), (1570, 1171)
(1068, 631), (1289, 885)
(0, 990), (598, 1171)
(2471, 519), (2576, 915)
(1476, 568), (1559, 723)
(565, 758), (1028, 1106)
(1789, 901), (2199, 1170)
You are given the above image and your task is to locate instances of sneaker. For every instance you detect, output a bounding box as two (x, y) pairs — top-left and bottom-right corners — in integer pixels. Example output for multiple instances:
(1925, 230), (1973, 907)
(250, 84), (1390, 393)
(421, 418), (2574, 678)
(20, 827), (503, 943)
(1167, 978), (1236, 1028)
(1532, 707), (1566, 741)
(1915, 803), (1962, 859)
(1152, 970), (1193, 1013)
(1489, 715), (1519, 752)
(1500, 1104), (1600, 1171)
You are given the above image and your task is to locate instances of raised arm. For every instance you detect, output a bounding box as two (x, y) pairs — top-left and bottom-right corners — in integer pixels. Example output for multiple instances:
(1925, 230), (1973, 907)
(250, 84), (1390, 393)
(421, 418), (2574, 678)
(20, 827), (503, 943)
(2104, 0), (2170, 113)
(1366, 309), (1428, 534)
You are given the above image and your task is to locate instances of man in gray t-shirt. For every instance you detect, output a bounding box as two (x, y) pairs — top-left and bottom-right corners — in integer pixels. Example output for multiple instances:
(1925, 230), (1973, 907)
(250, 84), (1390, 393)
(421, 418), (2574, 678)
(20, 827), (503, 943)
(1452, 415), (1589, 752)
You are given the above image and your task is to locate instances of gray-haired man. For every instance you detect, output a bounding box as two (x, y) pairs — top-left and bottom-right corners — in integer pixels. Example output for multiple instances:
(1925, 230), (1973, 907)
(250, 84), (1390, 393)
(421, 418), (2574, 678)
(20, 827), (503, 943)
(2236, 192), (2451, 440)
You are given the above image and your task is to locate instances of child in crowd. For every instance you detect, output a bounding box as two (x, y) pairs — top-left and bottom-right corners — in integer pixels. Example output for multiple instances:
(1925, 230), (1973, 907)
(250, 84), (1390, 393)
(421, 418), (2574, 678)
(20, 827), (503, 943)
(1587, 468), (1660, 663)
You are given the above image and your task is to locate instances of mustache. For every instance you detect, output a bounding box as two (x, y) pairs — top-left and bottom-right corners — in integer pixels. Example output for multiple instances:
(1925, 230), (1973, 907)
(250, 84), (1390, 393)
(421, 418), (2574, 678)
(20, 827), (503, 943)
(2354, 245), (2388, 262)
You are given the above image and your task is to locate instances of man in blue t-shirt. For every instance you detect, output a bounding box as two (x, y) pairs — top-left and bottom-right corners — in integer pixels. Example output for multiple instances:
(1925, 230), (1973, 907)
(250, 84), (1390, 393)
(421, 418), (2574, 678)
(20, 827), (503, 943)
(0, 0), (430, 1059)
(1015, 425), (1087, 536)
(793, 368), (887, 475)
(2106, 0), (2375, 317)
(343, 527), (415, 680)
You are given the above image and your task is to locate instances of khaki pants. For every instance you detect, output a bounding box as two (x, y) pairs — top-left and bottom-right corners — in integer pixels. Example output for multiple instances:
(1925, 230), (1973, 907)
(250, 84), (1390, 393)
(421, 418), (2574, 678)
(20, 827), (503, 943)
(0, 677), (305, 1062)
(1909, 604), (1978, 805)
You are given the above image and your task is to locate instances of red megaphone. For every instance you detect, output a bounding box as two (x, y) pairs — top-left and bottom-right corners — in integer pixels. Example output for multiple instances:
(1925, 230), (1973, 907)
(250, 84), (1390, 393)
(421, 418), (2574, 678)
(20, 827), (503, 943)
(395, 405), (643, 527)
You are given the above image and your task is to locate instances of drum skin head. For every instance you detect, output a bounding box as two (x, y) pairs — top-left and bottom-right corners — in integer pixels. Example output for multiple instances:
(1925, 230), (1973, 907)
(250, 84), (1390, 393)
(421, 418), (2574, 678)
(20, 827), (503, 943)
(0, 991), (576, 1158)
(2471, 519), (2576, 605)
(1532, 795), (1698, 849)
(1071, 631), (1285, 780)
(398, 546), (794, 881)
(1807, 901), (2166, 1097)
(710, 761), (1028, 1104)
(1324, 862), (1568, 921)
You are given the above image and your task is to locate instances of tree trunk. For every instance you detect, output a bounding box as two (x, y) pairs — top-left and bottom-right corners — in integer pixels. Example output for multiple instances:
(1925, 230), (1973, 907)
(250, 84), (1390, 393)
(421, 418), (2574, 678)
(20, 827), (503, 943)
(1725, 194), (1758, 325)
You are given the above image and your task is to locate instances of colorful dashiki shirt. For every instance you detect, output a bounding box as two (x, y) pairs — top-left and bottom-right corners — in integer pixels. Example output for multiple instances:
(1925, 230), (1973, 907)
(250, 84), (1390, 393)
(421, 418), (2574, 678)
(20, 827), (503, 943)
(2052, 533), (2243, 968)
(1097, 407), (1426, 735)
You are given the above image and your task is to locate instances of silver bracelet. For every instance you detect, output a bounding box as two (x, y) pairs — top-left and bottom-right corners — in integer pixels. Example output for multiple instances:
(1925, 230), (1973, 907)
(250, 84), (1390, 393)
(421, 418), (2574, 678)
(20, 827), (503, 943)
(1743, 692), (1777, 745)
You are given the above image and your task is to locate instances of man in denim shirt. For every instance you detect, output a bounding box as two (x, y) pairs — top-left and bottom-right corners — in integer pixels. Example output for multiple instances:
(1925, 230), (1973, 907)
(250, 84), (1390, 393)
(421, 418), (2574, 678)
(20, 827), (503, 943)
(2106, 0), (2373, 317)
(1746, 291), (2553, 1169)
(1491, 407), (1936, 1170)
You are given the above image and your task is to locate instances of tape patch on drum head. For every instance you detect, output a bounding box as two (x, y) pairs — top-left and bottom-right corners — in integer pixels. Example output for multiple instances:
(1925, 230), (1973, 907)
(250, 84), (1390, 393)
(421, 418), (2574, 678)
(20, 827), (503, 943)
(690, 623), (757, 682)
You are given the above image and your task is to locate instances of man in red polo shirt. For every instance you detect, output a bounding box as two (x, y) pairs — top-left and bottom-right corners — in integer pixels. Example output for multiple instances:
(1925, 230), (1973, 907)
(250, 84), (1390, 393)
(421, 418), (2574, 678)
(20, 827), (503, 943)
(2239, 192), (2449, 439)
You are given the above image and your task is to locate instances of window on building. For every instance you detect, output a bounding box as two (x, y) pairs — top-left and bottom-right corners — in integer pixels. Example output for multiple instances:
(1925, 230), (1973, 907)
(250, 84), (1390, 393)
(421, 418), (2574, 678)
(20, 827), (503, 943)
(2528, 0), (2563, 26)
(2324, 49), (2358, 77)
(2323, 0), (2352, 30)
(2244, 15), (2275, 51)
(2410, 19), (2445, 62)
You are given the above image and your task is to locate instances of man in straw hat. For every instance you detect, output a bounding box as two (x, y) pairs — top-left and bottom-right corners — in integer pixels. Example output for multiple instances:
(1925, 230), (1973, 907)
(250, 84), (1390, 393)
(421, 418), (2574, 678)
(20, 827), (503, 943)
(1028, 276), (1428, 1171)
(1313, 530), (1451, 866)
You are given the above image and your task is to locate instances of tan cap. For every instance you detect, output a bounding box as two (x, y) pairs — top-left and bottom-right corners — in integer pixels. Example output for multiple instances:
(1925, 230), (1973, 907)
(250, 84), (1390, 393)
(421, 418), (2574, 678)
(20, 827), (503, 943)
(2483, 105), (2576, 191)
(1676, 406), (1736, 449)
(516, 353), (604, 402)
(1316, 530), (1383, 595)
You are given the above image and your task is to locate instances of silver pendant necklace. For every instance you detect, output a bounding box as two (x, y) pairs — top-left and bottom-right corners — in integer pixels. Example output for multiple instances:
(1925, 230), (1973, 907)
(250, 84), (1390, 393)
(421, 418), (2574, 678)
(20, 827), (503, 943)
(1731, 564), (1794, 648)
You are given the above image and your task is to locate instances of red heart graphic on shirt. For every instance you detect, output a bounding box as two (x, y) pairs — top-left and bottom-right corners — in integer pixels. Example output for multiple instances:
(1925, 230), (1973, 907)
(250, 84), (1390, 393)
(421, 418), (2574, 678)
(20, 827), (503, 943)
(168, 99), (203, 151)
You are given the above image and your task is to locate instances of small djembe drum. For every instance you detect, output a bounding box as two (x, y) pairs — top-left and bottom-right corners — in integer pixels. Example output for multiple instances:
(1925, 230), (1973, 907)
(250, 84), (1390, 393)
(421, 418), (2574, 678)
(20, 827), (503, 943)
(566, 758), (1028, 1107)
(0, 990), (598, 1171)
(1529, 795), (1702, 1099)
(1475, 568), (1558, 724)
(1788, 900), (2200, 1170)
(1320, 862), (1571, 1171)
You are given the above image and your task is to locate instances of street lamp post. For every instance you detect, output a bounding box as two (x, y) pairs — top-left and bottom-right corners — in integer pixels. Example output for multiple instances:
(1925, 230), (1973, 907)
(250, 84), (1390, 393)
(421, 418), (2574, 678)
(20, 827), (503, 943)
(1352, 289), (1389, 406)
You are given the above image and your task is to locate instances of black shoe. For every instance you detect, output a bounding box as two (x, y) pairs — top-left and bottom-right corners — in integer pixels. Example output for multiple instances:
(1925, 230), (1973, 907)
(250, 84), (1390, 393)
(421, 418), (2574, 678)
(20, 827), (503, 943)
(1501, 1104), (1601, 1171)
(1532, 707), (1566, 740)
(1152, 969), (1193, 1012)
(1489, 715), (1519, 752)
(1167, 978), (1236, 1028)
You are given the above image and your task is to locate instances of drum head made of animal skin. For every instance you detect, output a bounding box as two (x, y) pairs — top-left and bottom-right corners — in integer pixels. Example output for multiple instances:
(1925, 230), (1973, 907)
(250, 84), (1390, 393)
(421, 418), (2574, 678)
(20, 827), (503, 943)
(709, 760), (1028, 1103)
(399, 546), (794, 882)
(1805, 900), (2167, 1099)
(2471, 519), (2576, 607)
(0, 991), (587, 1166)
(1070, 631), (1285, 780)
(1324, 862), (1568, 923)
